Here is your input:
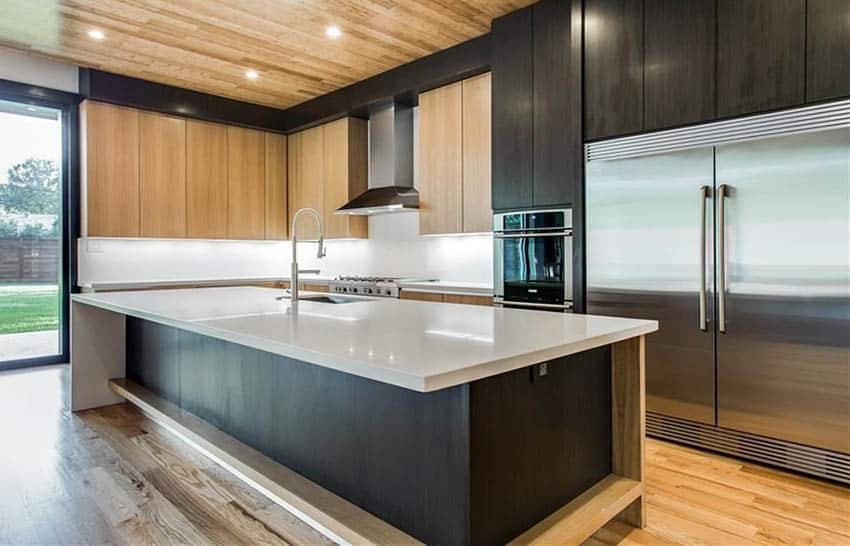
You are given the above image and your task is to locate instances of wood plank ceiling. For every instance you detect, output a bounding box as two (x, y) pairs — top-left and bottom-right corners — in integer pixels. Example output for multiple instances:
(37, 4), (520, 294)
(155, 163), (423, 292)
(0, 0), (533, 109)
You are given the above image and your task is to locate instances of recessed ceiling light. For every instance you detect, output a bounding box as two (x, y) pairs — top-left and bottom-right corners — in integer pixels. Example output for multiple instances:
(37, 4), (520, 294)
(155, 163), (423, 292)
(88, 29), (105, 40)
(26, 107), (36, 111)
(245, 69), (258, 80)
(325, 25), (342, 39)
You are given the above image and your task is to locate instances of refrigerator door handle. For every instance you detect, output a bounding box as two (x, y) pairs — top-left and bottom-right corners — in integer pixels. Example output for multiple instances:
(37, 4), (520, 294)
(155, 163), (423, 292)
(717, 184), (729, 333)
(699, 185), (709, 331)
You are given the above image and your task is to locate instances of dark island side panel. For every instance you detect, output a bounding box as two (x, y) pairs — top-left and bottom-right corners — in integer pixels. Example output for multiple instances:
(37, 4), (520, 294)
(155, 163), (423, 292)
(126, 317), (471, 545)
(127, 318), (615, 545)
(469, 346), (613, 544)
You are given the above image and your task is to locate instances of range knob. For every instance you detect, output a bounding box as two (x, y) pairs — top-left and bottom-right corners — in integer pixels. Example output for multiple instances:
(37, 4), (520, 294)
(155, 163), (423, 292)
(367, 288), (373, 294)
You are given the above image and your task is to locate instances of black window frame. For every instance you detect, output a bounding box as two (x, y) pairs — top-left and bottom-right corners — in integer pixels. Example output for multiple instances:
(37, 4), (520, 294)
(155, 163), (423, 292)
(0, 78), (81, 370)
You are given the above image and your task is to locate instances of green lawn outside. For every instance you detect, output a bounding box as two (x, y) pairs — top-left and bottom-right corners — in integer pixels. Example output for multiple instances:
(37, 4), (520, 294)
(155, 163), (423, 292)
(0, 284), (58, 335)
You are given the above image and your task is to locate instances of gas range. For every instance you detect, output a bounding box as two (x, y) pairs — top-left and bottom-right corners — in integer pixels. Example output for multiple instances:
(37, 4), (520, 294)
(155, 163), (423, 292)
(328, 276), (436, 298)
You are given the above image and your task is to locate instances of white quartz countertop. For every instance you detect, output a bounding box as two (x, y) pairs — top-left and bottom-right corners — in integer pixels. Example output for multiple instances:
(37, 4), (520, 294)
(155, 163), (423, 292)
(78, 277), (494, 296)
(72, 287), (657, 392)
(399, 280), (493, 296)
(78, 275), (331, 291)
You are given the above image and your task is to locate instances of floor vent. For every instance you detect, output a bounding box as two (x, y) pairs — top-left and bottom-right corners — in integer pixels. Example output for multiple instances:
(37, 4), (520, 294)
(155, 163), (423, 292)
(647, 412), (850, 485)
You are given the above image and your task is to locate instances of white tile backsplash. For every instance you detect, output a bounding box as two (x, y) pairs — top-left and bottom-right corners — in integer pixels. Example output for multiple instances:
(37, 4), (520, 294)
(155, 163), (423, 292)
(78, 213), (493, 285)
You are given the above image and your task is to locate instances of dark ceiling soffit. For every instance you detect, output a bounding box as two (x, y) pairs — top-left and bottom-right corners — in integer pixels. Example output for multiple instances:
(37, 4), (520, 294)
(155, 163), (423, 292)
(79, 68), (289, 133)
(0, 77), (81, 106)
(282, 32), (492, 132)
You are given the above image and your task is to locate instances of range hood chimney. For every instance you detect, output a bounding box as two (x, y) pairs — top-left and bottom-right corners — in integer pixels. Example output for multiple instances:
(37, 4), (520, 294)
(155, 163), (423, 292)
(335, 102), (417, 215)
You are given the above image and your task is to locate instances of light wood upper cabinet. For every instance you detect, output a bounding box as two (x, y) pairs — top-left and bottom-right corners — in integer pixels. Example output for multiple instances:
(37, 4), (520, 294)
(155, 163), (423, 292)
(82, 101), (286, 242)
(80, 101), (140, 237)
(323, 118), (368, 239)
(418, 74), (492, 235)
(419, 81), (464, 235)
(461, 73), (492, 234)
(186, 120), (228, 239)
(288, 118), (368, 240)
(226, 126), (266, 240)
(265, 132), (288, 240)
(139, 112), (187, 238)
(287, 125), (324, 240)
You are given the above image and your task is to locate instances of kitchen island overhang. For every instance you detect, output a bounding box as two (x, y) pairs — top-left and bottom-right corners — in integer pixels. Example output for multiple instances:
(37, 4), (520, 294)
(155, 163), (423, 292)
(70, 287), (658, 545)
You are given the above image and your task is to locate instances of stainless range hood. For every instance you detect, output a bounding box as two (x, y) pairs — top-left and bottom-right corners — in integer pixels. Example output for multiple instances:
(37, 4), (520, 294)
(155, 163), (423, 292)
(335, 102), (417, 215)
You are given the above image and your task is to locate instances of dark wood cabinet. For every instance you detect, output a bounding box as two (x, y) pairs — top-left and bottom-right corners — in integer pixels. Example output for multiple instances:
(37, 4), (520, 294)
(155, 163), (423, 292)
(806, 0), (850, 102)
(584, 0), (643, 140)
(492, 0), (583, 211)
(644, 0), (716, 130)
(532, 0), (582, 207)
(492, 6), (533, 210)
(717, 0), (805, 118)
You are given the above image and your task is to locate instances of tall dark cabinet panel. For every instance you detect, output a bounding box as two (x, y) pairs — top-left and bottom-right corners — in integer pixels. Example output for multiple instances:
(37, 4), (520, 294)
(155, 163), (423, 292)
(806, 0), (850, 102)
(584, 0), (643, 140)
(492, 7), (534, 210)
(532, 0), (582, 207)
(643, 0), (716, 131)
(716, 0), (805, 118)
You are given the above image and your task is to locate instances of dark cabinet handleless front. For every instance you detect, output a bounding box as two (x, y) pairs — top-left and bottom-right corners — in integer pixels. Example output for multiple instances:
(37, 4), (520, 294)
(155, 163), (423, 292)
(492, 6), (534, 211)
(584, 0), (643, 140)
(716, 0), (806, 118)
(532, 0), (582, 207)
(806, 0), (850, 103)
(643, 0), (716, 131)
(492, 0), (582, 210)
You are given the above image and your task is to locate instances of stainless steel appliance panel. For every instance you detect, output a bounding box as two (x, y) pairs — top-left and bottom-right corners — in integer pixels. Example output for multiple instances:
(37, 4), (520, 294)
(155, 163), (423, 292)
(587, 148), (717, 424)
(715, 128), (850, 454)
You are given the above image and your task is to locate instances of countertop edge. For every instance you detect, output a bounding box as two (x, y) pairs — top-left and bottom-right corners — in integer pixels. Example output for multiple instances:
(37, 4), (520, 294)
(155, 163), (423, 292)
(78, 276), (330, 291)
(72, 293), (657, 392)
(422, 322), (657, 391)
(72, 293), (429, 391)
(401, 287), (493, 297)
(80, 278), (496, 297)
(398, 282), (494, 297)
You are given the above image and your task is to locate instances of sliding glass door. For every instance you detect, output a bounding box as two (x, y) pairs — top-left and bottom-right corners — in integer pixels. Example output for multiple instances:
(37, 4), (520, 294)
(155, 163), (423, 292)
(0, 98), (65, 368)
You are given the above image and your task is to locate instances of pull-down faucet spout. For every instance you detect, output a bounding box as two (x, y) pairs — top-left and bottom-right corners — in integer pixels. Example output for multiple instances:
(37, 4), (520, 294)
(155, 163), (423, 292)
(290, 208), (326, 303)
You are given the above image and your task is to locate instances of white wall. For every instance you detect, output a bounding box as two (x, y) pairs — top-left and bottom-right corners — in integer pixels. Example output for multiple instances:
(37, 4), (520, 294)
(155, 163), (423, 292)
(0, 46), (78, 93)
(78, 213), (493, 285)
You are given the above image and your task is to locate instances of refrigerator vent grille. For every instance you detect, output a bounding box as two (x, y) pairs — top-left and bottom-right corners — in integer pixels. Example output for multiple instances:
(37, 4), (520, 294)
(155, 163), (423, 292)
(647, 412), (850, 485)
(586, 99), (850, 162)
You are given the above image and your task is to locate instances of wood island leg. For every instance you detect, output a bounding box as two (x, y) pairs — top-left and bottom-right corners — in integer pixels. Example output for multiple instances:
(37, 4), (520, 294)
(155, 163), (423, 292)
(611, 335), (646, 528)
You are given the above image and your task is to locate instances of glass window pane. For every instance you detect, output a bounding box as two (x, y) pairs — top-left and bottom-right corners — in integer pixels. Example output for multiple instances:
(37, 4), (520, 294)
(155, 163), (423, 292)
(0, 99), (62, 363)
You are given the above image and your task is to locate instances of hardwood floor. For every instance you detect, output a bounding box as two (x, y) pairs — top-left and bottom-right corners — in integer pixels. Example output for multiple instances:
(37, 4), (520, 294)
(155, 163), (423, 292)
(0, 365), (332, 546)
(589, 442), (850, 545)
(1, 364), (848, 545)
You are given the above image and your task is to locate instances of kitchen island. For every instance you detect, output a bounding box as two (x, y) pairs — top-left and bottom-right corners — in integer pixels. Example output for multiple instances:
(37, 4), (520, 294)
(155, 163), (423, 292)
(71, 287), (657, 545)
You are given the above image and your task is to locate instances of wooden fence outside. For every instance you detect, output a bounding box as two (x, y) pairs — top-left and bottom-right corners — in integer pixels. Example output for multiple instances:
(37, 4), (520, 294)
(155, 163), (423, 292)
(0, 237), (59, 283)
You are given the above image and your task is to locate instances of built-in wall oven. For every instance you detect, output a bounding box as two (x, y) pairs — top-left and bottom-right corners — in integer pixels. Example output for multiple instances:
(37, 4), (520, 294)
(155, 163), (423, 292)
(493, 209), (573, 312)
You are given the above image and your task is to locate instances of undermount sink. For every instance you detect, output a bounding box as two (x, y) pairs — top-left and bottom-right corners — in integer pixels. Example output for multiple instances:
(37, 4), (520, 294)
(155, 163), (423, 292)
(276, 294), (364, 304)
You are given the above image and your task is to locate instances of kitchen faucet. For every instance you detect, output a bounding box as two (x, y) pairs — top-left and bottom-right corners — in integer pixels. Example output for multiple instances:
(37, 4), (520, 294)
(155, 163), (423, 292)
(290, 208), (326, 303)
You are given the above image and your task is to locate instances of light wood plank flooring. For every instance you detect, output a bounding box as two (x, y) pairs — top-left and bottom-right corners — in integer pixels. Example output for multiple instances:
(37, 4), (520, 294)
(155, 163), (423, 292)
(589, 442), (850, 545)
(0, 365), (333, 546)
(1, 365), (848, 545)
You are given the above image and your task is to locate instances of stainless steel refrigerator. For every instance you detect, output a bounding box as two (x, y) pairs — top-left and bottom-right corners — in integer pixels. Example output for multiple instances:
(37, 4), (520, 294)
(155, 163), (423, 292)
(585, 100), (850, 483)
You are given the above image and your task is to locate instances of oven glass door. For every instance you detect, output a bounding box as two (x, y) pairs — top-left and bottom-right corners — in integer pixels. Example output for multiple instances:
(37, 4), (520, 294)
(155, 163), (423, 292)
(502, 234), (568, 304)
